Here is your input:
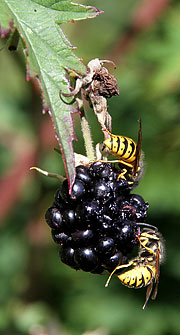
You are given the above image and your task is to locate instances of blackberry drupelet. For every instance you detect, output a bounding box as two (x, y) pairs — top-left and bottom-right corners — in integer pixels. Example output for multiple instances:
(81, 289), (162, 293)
(45, 163), (149, 274)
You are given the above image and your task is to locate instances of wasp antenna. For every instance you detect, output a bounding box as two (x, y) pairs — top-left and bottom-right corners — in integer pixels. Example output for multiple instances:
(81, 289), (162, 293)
(137, 223), (158, 231)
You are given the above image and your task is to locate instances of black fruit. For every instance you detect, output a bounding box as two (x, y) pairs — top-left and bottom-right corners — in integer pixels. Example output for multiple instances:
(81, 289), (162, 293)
(91, 180), (112, 201)
(51, 230), (72, 246)
(72, 229), (94, 247)
(97, 237), (116, 257)
(62, 179), (86, 203)
(45, 162), (149, 275)
(62, 209), (76, 230)
(45, 207), (64, 230)
(76, 199), (101, 224)
(60, 246), (79, 270)
(102, 251), (123, 271)
(74, 247), (99, 272)
(54, 189), (67, 210)
(76, 165), (92, 185)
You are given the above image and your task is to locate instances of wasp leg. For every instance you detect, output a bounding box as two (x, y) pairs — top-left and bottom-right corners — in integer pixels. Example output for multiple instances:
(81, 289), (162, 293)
(96, 159), (134, 170)
(118, 160), (134, 169)
(105, 261), (134, 288)
(117, 168), (128, 180)
(137, 234), (159, 255)
(117, 160), (135, 180)
(136, 235), (155, 254)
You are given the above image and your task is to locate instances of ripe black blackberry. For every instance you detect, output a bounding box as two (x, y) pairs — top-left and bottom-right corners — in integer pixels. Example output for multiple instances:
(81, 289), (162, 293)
(45, 163), (149, 274)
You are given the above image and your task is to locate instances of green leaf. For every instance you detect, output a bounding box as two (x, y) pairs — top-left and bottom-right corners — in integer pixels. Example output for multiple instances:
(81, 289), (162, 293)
(0, 0), (101, 190)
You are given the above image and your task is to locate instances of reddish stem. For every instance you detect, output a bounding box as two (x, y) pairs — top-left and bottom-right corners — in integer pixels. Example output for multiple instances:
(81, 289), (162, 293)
(107, 0), (171, 60)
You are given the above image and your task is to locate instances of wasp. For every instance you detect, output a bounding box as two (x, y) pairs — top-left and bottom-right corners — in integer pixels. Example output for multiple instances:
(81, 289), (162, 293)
(102, 120), (143, 183)
(105, 228), (165, 309)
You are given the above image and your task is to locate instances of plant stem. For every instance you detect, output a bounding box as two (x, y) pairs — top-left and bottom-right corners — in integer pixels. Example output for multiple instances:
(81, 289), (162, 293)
(80, 115), (95, 161)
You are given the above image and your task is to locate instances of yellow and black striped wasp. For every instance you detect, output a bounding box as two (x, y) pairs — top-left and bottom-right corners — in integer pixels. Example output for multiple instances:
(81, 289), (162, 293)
(105, 226), (165, 309)
(102, 120), (143, 184)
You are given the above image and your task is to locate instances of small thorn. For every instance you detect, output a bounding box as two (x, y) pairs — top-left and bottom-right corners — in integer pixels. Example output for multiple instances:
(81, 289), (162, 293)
(42, 106), (49, 115)
(26, 75), (30, 82)
(26, 61), (30, 81)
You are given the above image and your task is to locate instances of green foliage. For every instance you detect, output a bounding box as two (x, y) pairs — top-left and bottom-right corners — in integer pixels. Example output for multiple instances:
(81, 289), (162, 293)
(1, 0), (180, 334)
(0, 0), (99, 187)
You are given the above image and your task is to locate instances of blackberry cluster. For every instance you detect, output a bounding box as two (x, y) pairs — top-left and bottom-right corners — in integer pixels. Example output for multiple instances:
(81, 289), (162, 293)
(45, 162), (149, 274)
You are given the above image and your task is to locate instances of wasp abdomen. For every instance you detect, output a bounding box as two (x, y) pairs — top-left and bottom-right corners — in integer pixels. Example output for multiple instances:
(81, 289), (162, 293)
(118, 265), (155, 289)
(104, 134), (137, 164)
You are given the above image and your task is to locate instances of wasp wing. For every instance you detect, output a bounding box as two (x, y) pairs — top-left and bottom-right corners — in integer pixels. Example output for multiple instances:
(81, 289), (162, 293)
(142, 282), (153, 309)
(151, 250), (160, 300)
(133, 119), (142, 176)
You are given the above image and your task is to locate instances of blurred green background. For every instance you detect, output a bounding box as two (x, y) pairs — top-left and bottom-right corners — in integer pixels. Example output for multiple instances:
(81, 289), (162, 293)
(1, 0), (180, 334)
